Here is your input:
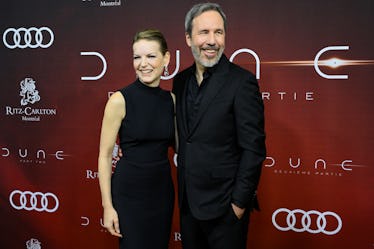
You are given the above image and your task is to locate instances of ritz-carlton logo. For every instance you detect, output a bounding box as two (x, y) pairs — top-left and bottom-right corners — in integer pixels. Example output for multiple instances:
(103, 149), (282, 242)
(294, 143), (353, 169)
(5, 78), (57, 122)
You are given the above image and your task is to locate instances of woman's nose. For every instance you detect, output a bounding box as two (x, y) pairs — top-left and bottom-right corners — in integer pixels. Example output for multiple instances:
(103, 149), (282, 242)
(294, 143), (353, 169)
(140, 57), (148, 67)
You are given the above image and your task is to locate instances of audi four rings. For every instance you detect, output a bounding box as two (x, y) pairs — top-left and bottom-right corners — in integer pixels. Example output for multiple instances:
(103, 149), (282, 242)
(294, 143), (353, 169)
(272, 208), (342, 235)
(9, 190), (59, 213)
(3, 27), (54, 49)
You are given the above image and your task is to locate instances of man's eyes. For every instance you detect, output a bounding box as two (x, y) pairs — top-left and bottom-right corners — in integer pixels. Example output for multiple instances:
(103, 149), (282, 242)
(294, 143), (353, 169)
(198, 30), (224, 35)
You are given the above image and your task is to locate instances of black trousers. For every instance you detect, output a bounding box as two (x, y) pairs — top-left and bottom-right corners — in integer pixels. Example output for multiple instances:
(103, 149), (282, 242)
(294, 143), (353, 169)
(180, 197), (250, 249)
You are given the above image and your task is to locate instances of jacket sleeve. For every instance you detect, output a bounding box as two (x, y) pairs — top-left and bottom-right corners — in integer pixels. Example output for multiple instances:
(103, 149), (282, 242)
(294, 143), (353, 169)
(231, 72), (266, 209)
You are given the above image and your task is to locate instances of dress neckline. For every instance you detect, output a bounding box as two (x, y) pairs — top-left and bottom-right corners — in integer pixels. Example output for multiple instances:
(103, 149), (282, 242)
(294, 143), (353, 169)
(136, 79), (161, 91)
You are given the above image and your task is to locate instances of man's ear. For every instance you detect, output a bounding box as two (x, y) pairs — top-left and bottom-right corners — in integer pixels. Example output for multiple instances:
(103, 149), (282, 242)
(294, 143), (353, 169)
(185, 32), (192, 47)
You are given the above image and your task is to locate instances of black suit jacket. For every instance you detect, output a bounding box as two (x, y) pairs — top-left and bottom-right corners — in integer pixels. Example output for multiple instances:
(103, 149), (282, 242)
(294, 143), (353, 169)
(172, 55), (266, 220)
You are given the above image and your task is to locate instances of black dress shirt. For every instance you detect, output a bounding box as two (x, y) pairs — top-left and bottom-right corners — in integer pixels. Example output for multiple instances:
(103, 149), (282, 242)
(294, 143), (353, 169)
(185, 65), (218, 131)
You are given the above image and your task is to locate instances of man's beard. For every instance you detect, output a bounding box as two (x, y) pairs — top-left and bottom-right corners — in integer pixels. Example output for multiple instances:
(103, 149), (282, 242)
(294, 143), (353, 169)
(191, 44), (224, 68)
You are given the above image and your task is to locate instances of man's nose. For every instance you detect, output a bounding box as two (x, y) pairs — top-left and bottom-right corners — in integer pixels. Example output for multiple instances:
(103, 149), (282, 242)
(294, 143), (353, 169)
(206, 32), (216, 46)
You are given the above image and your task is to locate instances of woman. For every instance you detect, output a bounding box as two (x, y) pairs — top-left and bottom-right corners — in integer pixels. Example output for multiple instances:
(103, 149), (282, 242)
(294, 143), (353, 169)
(98, 29), (174, 249)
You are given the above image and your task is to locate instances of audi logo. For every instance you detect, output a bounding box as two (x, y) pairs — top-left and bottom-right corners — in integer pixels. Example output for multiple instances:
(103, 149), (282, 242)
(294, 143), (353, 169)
(9, 190), (59, 213)
(272, 208), (342, 235)
(3, 27), (54, 49)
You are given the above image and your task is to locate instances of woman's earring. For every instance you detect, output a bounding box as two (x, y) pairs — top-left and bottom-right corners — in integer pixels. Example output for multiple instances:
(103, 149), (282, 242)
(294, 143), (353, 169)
(164, 65), (169, 77)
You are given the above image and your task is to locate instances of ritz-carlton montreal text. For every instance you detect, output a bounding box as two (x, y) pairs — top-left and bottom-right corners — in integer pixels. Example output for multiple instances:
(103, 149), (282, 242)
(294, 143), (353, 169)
(5, 106), (57, 116)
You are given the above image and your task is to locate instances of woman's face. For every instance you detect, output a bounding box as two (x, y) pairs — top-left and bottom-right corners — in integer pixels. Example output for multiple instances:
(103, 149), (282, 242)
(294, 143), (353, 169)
(133, 39), (169, 87)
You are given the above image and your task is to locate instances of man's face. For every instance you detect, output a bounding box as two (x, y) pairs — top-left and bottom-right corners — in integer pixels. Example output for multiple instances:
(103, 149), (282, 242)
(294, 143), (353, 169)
(186, 10), (225, 68)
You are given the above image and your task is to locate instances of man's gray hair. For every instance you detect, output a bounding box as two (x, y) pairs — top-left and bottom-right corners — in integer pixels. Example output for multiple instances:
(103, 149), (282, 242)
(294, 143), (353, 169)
(185, 2), (227, 36)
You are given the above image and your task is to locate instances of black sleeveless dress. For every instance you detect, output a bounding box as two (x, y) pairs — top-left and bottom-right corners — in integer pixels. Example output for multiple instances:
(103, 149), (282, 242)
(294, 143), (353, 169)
(111, 79), (175, 249)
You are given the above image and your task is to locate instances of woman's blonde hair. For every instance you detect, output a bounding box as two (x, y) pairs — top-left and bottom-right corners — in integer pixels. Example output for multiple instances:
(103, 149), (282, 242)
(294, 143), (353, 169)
(133, 29), (168, 55)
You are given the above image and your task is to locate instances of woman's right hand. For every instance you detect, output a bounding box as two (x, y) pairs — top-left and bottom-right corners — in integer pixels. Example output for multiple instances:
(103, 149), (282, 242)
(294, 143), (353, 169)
(103, 206), (122, 238)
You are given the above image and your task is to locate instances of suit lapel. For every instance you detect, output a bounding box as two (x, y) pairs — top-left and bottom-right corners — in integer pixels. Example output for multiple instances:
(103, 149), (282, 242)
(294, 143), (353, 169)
(179, 67), (193, 137)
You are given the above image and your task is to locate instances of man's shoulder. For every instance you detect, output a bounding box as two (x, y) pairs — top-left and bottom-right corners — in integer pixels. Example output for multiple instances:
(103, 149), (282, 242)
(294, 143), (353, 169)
(175, 65), (193, 79)
(172, 65), (193, 93)
(223, 60), (258, 88)
(218, 54), (256, 80)
(173, 66), (193, 88)
(228, 60), (256, 79)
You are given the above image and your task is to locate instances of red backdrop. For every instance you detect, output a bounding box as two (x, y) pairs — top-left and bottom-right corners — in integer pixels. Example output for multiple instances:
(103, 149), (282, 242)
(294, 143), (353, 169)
(1, 0), (373, 248)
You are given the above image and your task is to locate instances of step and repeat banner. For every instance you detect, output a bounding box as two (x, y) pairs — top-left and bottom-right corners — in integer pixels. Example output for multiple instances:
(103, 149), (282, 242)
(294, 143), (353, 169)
(1, 0), (373, 249)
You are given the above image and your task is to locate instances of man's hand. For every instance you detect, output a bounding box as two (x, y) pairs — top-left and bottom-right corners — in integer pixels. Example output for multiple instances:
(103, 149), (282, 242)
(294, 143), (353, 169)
(231, 203), (245, 219)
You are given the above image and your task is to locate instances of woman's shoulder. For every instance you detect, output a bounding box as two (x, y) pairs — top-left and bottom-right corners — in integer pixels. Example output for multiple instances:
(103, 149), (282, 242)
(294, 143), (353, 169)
(108, 91), (125, 107)
(118, 80), (138, 94)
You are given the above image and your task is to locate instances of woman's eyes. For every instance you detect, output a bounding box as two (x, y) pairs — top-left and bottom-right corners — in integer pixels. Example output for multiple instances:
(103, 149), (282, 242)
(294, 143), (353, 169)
(133, 55), (157, 60)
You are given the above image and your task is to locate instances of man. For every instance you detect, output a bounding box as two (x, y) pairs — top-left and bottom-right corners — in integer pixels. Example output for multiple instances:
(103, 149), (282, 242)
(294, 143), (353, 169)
(172, 3), (266, 249)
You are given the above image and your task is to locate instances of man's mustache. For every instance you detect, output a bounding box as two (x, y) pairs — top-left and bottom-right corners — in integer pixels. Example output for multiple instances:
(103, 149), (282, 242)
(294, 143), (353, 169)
(201, 46), (220, 50)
